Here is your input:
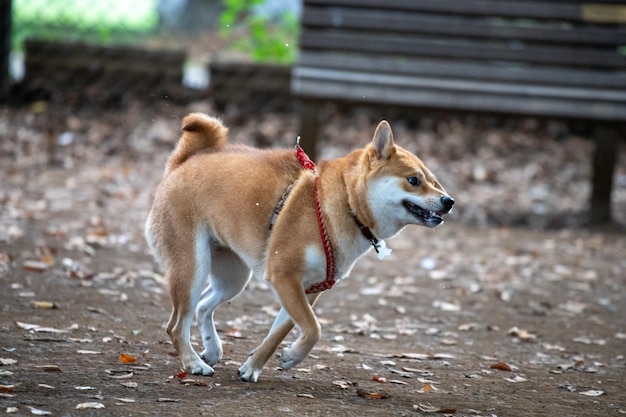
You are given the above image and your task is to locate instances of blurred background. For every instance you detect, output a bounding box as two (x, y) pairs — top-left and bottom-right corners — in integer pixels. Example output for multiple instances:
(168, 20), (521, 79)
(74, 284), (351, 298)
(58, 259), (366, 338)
(0, 0), (625, 231)
(3, 0), (300, 105)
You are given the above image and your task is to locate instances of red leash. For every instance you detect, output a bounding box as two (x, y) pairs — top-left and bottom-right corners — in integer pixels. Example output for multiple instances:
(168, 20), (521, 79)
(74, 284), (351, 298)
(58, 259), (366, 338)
(295, 140), (336, 294)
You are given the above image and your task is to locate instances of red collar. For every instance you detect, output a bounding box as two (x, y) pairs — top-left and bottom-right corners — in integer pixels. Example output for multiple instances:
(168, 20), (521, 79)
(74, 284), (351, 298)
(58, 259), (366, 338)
(295, 142), (336, 294)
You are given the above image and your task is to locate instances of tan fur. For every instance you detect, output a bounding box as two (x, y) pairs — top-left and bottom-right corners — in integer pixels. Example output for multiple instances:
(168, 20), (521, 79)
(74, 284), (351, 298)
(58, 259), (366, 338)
(165, 113), (228, 175)
(145, 114), (454, 382)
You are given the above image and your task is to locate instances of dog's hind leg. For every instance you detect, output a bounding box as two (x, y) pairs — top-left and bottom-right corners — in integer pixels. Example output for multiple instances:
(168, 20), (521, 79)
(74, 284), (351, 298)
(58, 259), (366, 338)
(196, 248), (251, 366)
(165, 226), (214, 376)
(238, 292), (320, 382)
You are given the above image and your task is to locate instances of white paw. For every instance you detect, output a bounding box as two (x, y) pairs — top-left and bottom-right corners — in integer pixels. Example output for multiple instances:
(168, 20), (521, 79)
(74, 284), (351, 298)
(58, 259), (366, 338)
(280, 346), (305, 370)
(238, 360), (262, 382)
(201, 345), (223, 367)
(184, 358), (214, 376)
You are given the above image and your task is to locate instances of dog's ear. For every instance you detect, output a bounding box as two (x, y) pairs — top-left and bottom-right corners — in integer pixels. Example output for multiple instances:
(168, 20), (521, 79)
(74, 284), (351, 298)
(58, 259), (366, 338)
(371, 120), (395, 160)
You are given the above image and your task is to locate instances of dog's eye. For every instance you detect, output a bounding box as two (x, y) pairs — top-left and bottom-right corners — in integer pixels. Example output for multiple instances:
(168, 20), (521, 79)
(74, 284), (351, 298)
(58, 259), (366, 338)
(407, 176), (421, 186)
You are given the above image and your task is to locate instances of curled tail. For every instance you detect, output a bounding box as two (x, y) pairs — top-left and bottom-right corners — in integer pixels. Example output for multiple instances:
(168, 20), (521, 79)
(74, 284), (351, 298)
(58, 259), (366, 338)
(165, 113), (228, 175)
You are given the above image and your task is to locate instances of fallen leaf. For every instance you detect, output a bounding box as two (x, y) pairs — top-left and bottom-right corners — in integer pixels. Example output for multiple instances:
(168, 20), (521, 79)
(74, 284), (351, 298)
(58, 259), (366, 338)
(34, 365), (62, 372)
(431, 353), (456, 360)
(114, 398), (135, 403)
(419, 383), (438, 393)
(573, 336), (606, 345)
(356, 388), (389, 399)
(432, 300), (461, 312)
(557, 363), (575, 371)
(69, 338), (92, 343)
(0, 370), (13, 377)
(580, 389), (605, 397)
(504, 375), (528, 383)
(120, 381), (138, 388)
(414, 403), (457, 413)
(15, 322), (40, 330)
(77, 350), (101, 355)
(157, 398), (182, 402)
(490, 362), (512, 371)
(5, 407), (18, 414)
(330, 344), (356, 354)
(74, 386), (96, 390)
(179, 378), (208, 387)
(18, 291), (36, 298)
(110, 372), (134, 379)
(16, 322), (70, 334)
(386, 367), (413, 378)
(508, 326), (537, 341)
(388, 379), (408, 385)
(372, 375), (387, 383)
(31, 301), (58, 309)
(75, 402), (105, 410)
(458, 322), (477, 331)
(37, 384), (55, 389)
(0, 384), (16, 392)
(332, 380), (352, 390)
(296, 393), (315, 399)
(120, 353), (137, 364)
(22, 260), (51, 272)
(0, 358), (17, 366)
(27, 406), (51, 415)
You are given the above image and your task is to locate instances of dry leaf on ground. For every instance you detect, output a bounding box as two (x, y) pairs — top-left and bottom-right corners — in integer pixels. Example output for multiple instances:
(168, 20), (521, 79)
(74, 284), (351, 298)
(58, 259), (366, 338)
(34, 365), (62, 372)
(120, 353), (137, 364)
(76, 402), (105, 409)
(27, 406), (52, 415)
(490, 362), (513, 371)
(580, 389), (605, 397)
(414, 403), (457, 413)
(356, 388), (389, 399)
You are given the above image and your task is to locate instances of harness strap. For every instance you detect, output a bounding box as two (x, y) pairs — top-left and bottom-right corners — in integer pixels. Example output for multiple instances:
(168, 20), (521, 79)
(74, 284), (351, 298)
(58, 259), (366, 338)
(269, 140), (337, 294)
(305, 176), (336, 294)
(296, 141), (336, 294)
(269, 182), (295, 230)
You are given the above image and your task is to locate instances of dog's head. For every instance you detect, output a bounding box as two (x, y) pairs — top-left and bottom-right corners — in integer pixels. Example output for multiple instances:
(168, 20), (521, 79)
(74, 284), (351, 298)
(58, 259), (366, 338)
(361, 121), (454, 232)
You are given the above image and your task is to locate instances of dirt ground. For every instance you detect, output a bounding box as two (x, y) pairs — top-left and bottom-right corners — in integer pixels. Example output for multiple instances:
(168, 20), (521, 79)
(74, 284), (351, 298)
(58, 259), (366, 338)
(1, 102), (625, 417)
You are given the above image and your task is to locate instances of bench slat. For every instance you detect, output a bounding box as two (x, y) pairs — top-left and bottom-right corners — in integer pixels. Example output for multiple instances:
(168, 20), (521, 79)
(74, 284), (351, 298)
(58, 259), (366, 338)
(293, 75), (626, 121)
(302, 6), (626, 45)
(298, 51), (626, 90)
(304, 0), (623, 22)
(300, 31), (626, 69)
(293, 67), (626, 103)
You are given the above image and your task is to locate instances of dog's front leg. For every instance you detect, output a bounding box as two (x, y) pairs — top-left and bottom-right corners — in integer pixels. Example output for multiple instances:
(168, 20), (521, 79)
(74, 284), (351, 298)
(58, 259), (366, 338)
(272, 277), (322, 369)
(238, 291), (320, 382)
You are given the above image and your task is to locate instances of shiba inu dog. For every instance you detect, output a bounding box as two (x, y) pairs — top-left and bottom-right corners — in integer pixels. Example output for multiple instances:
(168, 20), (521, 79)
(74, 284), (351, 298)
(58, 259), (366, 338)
(145, 113), (454, 382)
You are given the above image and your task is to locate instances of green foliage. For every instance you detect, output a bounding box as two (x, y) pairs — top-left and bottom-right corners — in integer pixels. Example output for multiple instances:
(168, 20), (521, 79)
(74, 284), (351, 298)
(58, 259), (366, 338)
(12, 0), (158, 51)
(219, 0), (299, 64)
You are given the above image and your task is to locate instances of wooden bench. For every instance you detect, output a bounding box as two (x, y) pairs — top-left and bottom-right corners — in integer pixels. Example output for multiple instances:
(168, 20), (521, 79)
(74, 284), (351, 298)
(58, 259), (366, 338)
(291, 0), (626, 225)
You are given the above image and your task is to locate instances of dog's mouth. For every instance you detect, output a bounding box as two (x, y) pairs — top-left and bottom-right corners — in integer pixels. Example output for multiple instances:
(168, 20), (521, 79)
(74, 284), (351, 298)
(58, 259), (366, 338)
(403, 201), (446, 226)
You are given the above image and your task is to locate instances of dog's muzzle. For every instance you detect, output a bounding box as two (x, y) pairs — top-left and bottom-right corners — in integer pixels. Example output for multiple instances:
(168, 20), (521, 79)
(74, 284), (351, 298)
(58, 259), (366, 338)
(403, 195), (454, 227)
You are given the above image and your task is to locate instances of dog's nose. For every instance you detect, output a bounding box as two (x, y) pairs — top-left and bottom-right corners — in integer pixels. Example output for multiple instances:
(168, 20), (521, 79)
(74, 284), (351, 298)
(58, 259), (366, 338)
(441, 195), (455, 210)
